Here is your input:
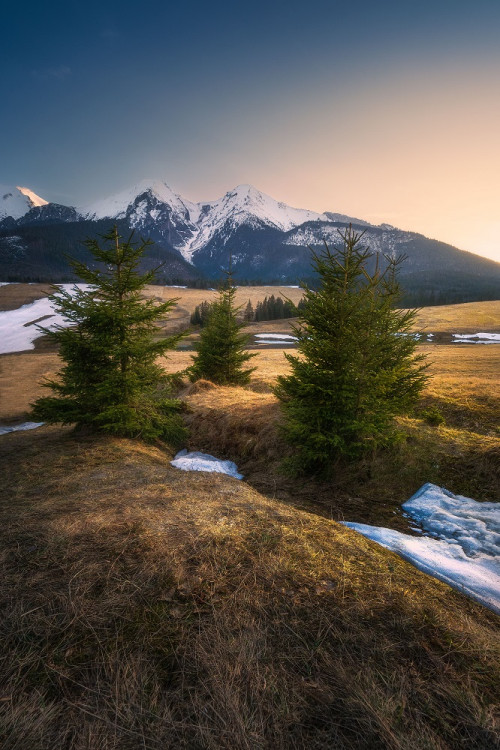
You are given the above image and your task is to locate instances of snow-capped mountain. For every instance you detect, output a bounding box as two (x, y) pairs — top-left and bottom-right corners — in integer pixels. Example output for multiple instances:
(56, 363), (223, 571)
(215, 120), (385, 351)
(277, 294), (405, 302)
(1, 178), (500, 305)
(81, 179), (200, 251)
(79, 181), (329, 263)
(181, 184), (328, 262)
(0, 185), (48, 221)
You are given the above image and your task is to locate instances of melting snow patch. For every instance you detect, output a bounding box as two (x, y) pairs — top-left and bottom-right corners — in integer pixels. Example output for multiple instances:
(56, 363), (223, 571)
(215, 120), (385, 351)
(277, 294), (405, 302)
(343, 483), (500, 615)
(452, 332), (500, 344)
(254, 333), (298, 346)
(0, 421), (45, 436)
(171, 450), (243, 479)
(0, 284), (92, 354)
(255, 333), (297, 341)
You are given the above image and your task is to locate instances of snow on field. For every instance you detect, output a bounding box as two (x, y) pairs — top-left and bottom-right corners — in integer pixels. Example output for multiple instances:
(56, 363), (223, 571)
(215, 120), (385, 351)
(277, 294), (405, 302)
(0, 421), (44, 435)
(171, 450), (243, 479)
(254, 333), (297, 340)
(254, 333), (298, 346)
(344, 483), (500, 614)
(0, 285), (90, 354)
(453, 332), (500, 344)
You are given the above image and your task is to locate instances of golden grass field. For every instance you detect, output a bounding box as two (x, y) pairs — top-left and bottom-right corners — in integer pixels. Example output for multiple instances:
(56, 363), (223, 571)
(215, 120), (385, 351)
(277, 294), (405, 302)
(1, 283), (499, 422)
(0, 285), (499, 748)
(1, 427), (499, 749)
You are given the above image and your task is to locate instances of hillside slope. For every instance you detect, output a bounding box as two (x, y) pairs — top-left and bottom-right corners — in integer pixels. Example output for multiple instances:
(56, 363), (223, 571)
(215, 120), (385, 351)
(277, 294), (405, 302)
(0, 428), (498, 749)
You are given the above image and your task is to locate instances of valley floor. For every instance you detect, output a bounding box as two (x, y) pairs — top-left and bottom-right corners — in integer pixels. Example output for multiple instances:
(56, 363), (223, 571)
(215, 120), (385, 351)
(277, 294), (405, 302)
(0, 292), (499, 748)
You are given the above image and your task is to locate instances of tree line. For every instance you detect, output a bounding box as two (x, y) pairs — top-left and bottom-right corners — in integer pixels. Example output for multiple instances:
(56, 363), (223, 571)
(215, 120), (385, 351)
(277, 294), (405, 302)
(190, 294), (306, 326)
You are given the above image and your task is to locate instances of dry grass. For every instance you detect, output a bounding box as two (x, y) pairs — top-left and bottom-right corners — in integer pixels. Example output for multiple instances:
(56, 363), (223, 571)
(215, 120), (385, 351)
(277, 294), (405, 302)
(4, 283), (499, 332)
(413, 299), (500, 333)
(182, 379), (500, 528)
(174, 344), (500, 528)
(0, 352), (61, 421)
(0, 283), (54, 312)
(1, 295), (500, 747)
(0, 428), (499, 749)
(142, 285), (305, 334)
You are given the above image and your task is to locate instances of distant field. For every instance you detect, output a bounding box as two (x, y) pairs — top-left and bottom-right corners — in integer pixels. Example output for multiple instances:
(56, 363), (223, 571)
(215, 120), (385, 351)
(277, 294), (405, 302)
(413, 299), (500, 333)
(2, 282), (499, 332)
(1, 343), (499, 425)
(1, 284), (499, 432)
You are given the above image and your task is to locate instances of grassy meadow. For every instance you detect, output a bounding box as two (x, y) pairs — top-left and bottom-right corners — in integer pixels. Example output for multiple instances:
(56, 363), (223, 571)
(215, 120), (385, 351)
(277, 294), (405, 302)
(0, 285), (499, 748)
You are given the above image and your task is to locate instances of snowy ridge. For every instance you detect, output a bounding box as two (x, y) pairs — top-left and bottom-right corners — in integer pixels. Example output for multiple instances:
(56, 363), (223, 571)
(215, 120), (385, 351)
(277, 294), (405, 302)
(181, 184), (328, 261)
(78, 181), (329, 263)
(0, 185), (48, 221)
(81, 179), (200, 224)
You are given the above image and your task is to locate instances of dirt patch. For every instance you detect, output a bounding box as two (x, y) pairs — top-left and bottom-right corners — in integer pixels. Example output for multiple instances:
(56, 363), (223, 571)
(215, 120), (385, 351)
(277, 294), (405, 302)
(0, 352), (60, 421)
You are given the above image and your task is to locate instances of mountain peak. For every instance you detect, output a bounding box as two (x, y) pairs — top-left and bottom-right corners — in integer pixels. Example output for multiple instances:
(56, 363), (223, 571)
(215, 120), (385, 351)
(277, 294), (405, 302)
(81, 179), (198, 221)
(16, 186), (48, 208)
(0, 185), (49, 220)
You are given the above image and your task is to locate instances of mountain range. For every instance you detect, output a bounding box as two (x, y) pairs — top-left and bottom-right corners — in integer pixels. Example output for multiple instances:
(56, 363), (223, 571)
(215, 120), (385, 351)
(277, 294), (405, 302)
(1, 181), (499, 304)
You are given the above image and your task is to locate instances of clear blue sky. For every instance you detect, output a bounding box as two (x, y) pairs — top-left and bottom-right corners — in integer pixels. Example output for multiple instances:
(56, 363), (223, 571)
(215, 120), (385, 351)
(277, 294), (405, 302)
(2, 0), (500, 260)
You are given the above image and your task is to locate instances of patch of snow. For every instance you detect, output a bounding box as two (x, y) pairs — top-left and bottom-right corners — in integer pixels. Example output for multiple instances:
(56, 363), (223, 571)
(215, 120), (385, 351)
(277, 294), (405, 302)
(343, 483), (500, 615)
(0, 185), (49, 221)
(0, 282), (15, 286)
(0, 421), (45, 436)
(164, 285), (187, 289)
(254, 333), (297, 341)
(452, 332), (500, 344)
(171, 449), (243, 479)
(0, 284), (91, 354)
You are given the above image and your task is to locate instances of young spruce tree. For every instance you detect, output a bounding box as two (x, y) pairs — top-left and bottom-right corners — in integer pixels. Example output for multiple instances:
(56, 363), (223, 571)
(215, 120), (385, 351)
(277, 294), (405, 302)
(189, 271), (257, 385)
(274, 226), (428, 474)
(31, 227), (186, 443)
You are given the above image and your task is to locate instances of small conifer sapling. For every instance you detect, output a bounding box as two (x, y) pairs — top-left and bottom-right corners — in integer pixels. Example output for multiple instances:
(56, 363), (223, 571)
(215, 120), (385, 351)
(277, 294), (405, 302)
(190, 271), (257, 385)
(274, 226), (428, 474)
(31, 227), (186, 443)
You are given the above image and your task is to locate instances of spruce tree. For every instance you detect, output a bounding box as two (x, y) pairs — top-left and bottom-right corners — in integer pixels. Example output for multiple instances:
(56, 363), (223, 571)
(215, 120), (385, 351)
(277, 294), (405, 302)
(244, 299), (255, 322)
(31, 227), (186, 443)
(189, 272), (257, 385)
(274, 226), (428, 474)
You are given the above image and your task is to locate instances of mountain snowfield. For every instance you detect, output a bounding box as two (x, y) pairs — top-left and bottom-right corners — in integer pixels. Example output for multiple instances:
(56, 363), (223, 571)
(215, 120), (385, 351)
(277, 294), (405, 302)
(80, 180), (330, 263)
(1, 178), (346, 263)
(2, 177), (500, 294)
(0, 185), (48, 221)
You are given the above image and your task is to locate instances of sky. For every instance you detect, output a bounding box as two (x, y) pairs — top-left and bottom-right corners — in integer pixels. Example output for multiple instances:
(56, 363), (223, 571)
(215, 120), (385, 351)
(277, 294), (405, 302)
(2, 0), (500, 262)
